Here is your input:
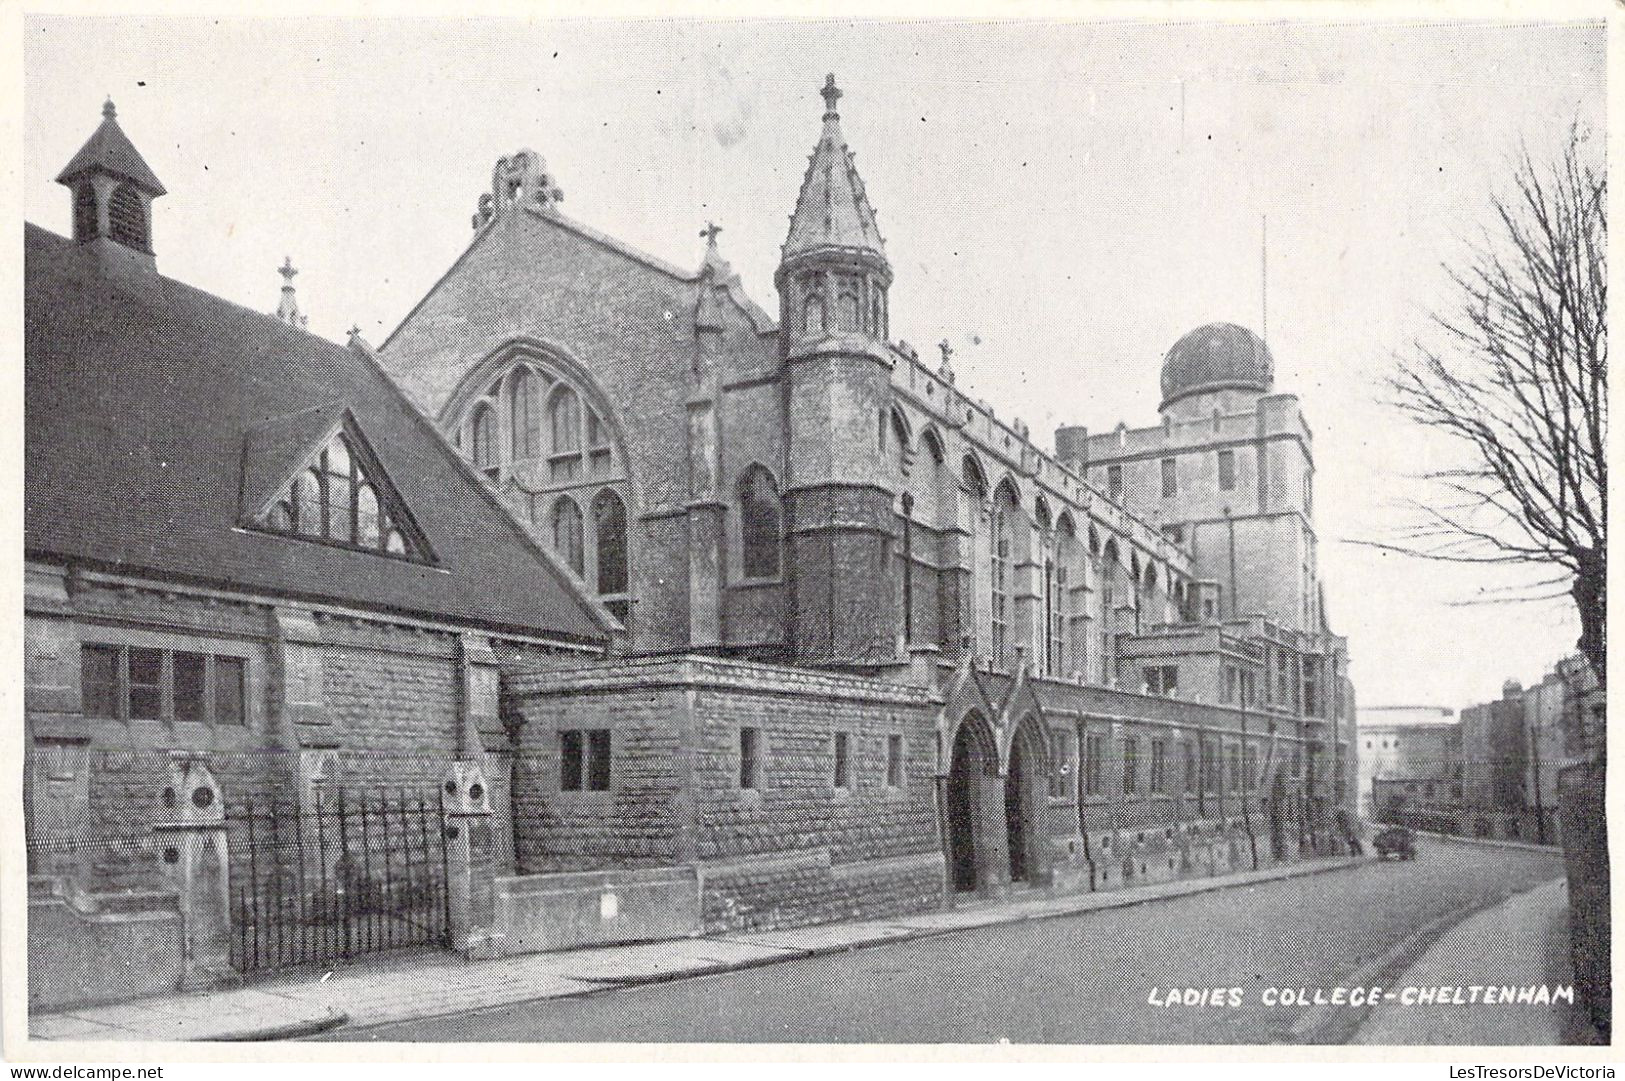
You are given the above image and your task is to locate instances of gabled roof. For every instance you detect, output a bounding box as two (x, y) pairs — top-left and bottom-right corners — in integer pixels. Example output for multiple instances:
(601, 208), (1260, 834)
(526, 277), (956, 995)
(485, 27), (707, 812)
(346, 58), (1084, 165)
(25, 222), (609, 644)
(55, 100), (166, 195)
(782, 76), (886, 262)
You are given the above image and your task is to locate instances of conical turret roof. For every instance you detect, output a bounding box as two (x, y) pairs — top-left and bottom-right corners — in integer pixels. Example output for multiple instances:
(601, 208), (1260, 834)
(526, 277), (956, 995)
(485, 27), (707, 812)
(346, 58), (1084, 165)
(56, 99), (166, 195)
(782, 75), (885, 263)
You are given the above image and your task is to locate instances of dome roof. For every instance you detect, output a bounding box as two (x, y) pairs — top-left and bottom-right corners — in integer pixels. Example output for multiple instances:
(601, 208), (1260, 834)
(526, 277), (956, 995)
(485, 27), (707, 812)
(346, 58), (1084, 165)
(1160, 322), (1273, 408)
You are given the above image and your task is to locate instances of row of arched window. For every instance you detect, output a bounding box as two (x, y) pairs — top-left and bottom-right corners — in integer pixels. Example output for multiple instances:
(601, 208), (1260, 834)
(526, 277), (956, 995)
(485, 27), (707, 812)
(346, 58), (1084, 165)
(530, 488), (629, 621)
(881, 405), (1189, 677)
(463, 366), (613, 485)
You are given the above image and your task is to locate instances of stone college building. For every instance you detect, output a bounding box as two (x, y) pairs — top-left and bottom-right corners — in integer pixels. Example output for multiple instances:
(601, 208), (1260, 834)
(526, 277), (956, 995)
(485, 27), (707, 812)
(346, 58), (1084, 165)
(25, 79), (1358, 1005)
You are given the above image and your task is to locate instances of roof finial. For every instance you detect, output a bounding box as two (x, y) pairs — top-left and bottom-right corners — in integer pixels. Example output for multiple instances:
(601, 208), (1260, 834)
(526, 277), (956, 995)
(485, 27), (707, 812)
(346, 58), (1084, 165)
(102, 97), (117, 120)
(275, 257), (308, 329)
(701, 221), (723, 248)
(820, 74), (842, 119)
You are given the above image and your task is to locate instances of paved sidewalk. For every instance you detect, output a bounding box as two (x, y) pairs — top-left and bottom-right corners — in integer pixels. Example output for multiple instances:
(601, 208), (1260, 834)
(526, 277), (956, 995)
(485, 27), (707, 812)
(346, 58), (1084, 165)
(1353, 877), (1593, 1045)
(32, 853), (1364, 1042)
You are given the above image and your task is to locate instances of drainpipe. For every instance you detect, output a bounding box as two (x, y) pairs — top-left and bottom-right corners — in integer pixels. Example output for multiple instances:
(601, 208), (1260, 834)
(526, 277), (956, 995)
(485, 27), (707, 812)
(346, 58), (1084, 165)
(1075, 719), (1096, 891)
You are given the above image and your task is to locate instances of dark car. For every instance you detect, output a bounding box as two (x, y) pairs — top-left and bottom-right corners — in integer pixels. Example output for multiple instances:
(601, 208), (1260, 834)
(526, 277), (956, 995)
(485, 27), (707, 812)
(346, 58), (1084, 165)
(1374, 825), (1417, 860)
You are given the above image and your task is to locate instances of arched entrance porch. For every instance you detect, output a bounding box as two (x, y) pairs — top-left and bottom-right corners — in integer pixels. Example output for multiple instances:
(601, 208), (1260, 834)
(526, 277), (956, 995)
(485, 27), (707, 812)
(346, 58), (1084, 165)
(944, 712), (1005, 894)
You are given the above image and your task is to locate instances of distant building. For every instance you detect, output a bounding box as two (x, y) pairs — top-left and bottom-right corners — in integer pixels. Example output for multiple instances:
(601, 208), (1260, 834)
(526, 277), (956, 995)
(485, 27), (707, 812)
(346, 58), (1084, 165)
(1369, 659), (1600, 843)
(1355, 706), (1459, 819)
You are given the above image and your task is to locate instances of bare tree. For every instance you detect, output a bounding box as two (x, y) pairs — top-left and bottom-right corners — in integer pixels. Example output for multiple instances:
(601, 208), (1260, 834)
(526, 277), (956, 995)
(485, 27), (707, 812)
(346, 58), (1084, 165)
(1373, 125), (1605, 688)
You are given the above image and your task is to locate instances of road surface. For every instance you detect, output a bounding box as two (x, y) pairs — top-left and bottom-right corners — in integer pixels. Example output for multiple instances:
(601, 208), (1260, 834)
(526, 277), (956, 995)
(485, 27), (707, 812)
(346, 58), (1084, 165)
(330, 836), (1563, 1044)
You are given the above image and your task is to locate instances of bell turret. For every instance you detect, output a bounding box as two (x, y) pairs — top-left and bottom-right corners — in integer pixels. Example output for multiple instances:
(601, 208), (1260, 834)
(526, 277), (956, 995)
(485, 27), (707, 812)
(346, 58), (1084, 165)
(56, 99), (166, 259)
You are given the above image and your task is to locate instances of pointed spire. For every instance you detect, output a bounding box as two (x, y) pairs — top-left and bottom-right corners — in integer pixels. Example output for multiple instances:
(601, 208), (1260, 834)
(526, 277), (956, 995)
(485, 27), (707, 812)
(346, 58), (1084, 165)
(781, 73), (886, 263)
(275, 256), (309, 329)
(57, 98), (166, 195)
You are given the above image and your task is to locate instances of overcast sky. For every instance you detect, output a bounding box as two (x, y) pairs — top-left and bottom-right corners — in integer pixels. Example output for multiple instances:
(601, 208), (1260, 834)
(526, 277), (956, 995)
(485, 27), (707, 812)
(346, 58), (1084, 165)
(22, 15), (1605, 713)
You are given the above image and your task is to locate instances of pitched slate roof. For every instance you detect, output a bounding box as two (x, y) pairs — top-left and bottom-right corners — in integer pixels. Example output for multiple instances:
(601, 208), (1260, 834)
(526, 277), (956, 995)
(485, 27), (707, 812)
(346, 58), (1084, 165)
(25, 223), (609, 644)
(55, 100), (167, 195)
(782, 75), (886, 262)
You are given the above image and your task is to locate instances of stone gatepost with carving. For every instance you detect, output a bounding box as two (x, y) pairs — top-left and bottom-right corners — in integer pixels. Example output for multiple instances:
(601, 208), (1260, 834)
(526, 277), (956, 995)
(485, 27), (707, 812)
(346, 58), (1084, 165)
(442, 760), (502, 959)
(152, 754), (236, 989)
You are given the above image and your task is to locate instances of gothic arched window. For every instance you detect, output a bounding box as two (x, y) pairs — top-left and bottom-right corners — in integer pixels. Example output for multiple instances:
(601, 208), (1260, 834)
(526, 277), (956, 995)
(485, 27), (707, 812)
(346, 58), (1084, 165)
(991, 490), (1015, 668)
(552, 495), (585, 577)
(470, 403), (498, 479)
(803, 293), (825, 337)
(739, 466), (782, 579)
(107, 183), (148, 250)
(550, 387), (581, 455)
(593, 489), (628, 596)
(511, 367), (541, 460)
(838, 291), (860, 332)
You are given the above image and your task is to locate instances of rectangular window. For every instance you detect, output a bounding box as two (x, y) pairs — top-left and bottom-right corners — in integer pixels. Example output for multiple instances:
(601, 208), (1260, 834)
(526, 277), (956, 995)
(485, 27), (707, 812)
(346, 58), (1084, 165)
(1122, 737), (1138, 796)
(127, 647), (164, 720)
(587, 730), (612, 791)
(1143, 664), (1178, 696)
(81, 644), (120, 719)
(1218, 449), (1236, 491)
(82, 645), (245, 725)
(1228, 745), (1241, 792)
(1224, 666), (1237, 704)
(886, 733), (904, 788)
(1150, 739), (1167, 794)
(1183, 741), (1196, 794)
(560, 729), (584, 791)
(560, 729), (611, 791)
(1085, 733), (1103, 796)
(833, 732), (851, 789)
(1162, 524), (1183, 544)
(1161, 457), (1177, 498)
(1107, 464), (1123, 501)
(214, 656), (245, 725)
(173, 651), (207, 723)
(1049, 730), (1072, 798)
(1244, 746), (1258, 792)
(741, 727), (762, 790)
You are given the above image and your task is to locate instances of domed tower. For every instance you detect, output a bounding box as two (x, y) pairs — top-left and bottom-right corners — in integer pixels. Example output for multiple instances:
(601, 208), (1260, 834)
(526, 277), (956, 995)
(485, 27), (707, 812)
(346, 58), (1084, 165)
(1158, 322), (1274, 421)
(777, 75), (898, 669)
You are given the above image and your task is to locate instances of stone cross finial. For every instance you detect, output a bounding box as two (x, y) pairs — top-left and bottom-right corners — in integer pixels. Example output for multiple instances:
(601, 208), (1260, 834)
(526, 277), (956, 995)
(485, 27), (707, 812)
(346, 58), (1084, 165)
(821, 74), (842, 117)
(938, 339), (954, 364)
(701, 221), (723, 247)
(278, 256), (297, 285)
(348, 324), (362, 342)
(103, 97), (117, 120)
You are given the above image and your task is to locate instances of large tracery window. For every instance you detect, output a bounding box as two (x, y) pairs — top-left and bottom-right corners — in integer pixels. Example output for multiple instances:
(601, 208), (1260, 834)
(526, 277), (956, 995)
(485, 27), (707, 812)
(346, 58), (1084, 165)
(740, 466), (783, 580)
(457, 355), (630, 616)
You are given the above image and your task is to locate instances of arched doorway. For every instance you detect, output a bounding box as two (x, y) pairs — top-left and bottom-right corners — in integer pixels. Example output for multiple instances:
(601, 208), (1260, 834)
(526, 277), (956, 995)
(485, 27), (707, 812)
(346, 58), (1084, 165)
(1005, 736), (1029, 882)
(946, 715), (997, 893)
(1004, 715), (1049, 886)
